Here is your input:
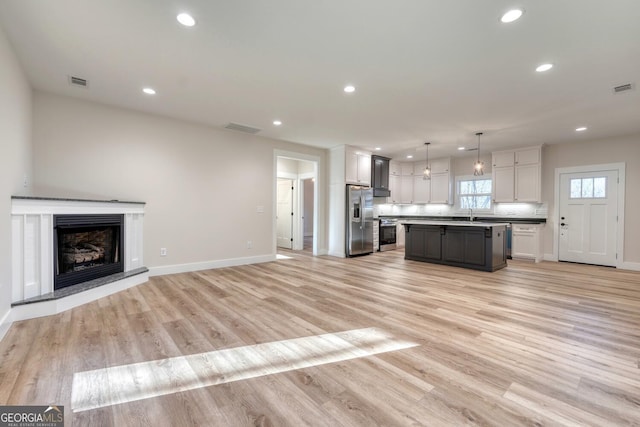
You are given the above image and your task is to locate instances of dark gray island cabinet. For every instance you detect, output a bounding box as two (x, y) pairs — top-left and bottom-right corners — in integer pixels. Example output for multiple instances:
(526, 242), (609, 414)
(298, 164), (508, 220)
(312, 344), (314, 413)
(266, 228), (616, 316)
(404, 221), (508, 272)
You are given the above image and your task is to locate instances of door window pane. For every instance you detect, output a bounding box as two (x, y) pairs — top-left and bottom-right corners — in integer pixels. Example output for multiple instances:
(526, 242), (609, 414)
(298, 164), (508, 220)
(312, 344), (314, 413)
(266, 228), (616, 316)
(570, 179), (582, 198)
(581, 178), (593, 198)
(593, 177), (606, 198)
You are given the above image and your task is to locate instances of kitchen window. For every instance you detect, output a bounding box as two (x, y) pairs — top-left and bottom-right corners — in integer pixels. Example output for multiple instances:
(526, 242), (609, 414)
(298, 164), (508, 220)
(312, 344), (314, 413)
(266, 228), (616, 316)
(456, 176), (492, 211)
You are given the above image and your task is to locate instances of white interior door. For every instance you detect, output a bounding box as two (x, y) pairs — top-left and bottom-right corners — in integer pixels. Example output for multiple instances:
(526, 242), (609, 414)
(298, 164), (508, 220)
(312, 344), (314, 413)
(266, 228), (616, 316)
(559, 170), (618, 266)
(277, 179), (293, 249)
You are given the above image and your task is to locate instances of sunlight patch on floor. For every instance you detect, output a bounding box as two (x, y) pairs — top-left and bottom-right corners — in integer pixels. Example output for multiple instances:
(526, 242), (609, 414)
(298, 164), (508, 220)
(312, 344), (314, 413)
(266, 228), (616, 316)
(71, 327), (418, 412)
(276, 254), (293, 259)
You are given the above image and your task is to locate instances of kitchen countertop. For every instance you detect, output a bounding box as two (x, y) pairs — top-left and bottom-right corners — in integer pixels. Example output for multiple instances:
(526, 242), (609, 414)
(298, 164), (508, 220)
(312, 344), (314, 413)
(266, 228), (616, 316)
(402, 220), (510, 227)
(379, 215), (545, 224)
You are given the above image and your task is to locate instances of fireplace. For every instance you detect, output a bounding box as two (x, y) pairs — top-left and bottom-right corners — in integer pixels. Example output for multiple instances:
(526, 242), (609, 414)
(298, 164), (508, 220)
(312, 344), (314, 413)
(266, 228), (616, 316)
(54, 214), (124, 290)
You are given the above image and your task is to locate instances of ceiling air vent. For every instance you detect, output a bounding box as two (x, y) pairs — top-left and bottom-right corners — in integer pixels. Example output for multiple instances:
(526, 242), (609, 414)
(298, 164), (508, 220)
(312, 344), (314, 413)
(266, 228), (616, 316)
(224, 122), (261, 134)
(68, 76), (88, 88)
(613, 83), (634, 93)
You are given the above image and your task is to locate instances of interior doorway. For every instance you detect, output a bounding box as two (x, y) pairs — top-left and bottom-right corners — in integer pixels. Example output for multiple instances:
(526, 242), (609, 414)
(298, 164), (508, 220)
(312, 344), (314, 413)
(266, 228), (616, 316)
(555, 163), (625, 267)
(275, 154), (318, 255)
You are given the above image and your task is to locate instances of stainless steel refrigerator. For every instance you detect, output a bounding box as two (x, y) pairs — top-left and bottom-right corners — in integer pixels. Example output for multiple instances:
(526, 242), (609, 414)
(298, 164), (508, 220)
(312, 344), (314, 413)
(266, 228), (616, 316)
(346, 185), (374, 257)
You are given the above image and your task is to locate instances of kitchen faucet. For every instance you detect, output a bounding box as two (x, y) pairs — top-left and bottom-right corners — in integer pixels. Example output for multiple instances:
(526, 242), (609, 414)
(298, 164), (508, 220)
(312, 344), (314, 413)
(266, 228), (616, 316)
(469, 208), (474, 222)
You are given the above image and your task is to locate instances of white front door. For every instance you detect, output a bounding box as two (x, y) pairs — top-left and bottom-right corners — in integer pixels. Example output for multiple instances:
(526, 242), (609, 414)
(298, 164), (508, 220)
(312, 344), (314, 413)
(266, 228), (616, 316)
(276, 179), (293, 249)
(559, 170), (618, 266)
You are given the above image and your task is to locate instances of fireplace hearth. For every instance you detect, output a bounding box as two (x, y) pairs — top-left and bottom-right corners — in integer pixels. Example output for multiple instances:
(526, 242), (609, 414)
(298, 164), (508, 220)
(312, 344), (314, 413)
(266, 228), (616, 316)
(54, 214), (124, 290)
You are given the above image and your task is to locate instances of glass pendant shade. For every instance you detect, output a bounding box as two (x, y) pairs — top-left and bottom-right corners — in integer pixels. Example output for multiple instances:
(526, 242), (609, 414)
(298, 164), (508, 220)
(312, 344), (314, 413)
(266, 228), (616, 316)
(474, 160), (484, 176)
(473, 132), (484, 176)
(423, 142), (431, 180)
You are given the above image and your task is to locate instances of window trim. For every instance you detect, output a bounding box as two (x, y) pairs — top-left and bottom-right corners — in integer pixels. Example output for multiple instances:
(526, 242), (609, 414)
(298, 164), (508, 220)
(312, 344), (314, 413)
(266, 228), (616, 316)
(455, 174), (494, 213)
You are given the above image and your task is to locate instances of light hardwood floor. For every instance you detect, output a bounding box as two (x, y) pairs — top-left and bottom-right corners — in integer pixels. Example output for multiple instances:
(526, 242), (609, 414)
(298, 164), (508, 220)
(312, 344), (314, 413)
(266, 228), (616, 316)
(1, 250), (640, 426)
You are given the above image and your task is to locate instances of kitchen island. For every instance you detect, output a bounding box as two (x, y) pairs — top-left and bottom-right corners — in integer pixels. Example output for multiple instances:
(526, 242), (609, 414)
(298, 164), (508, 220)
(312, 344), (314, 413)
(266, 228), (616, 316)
(404, 220), (508, 272)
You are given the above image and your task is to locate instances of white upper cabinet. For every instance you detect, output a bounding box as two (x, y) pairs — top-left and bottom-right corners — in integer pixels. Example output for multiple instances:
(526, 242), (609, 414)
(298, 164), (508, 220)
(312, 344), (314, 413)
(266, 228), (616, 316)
(413, 161), (427, 176)
(413, 174), (431, 203)
(345, 146), (371, 186)
(388, 174), (400, 203)
(493, 166), (515, 203)
(399, 175), (414, 203)
(389, 161), (401, 176)
(430, 171), (452, 204)
(515, 148), (540, 165)
(515, 164), (540, 202)
(401, 162), (414, 176)
(429, 157), (453, 204)
(492, 151), (515, 168)
(387, 157), (452, 204)
(492, 146), (542, 203)
(430, 158), (450, 174)
(388, 162), (414, 203)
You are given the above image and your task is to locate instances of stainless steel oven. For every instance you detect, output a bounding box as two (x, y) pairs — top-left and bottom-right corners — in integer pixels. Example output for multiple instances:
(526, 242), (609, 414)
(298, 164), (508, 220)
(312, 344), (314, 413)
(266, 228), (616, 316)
(379, 218), (397, 251)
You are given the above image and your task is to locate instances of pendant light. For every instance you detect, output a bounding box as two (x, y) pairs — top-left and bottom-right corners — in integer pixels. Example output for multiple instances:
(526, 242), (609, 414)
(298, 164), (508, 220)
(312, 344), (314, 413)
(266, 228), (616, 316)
(423, 142), (431, 180)
(473, 132), (484, 176)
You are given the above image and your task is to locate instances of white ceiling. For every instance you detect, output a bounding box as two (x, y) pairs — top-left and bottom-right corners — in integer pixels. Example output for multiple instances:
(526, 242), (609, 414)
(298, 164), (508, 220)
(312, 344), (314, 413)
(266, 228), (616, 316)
(1, 0), (639, 160)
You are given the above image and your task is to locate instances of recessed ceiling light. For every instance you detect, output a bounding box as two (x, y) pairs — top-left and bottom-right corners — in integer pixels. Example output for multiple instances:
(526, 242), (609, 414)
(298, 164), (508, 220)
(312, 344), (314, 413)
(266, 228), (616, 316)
(501, 9), (524, 23)
(536, 63), (554, 72)
(375, 147), (381, 151)
(575, 127), (587, 132)
(344, 85), (356, 93)
(177, 13), (196, 27)
(273, 120), (282, 126)
(142, 87), (156, 95)
(458, 147), (466, 151)
(407, 155), (413, 159)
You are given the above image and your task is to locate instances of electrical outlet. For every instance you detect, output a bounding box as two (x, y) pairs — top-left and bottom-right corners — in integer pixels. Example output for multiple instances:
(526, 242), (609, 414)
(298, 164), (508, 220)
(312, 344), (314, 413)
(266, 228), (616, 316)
(23, 174), (28, 188)
(160, 248), (167, 256)
(247, 241), (252, 249)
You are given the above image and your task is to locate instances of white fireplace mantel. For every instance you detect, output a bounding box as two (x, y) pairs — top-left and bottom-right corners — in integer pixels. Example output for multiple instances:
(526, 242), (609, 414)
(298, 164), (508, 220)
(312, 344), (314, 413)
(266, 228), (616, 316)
(10, 196), (146, 312)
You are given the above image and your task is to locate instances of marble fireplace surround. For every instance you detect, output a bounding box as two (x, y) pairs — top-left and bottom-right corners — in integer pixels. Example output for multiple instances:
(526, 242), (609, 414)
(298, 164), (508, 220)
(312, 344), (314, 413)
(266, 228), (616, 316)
(10, 196), (148, 321)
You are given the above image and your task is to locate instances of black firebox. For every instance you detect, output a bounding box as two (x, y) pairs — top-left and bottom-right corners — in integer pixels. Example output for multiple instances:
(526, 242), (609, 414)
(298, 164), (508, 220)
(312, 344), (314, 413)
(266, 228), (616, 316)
(53, 214), (124, 290)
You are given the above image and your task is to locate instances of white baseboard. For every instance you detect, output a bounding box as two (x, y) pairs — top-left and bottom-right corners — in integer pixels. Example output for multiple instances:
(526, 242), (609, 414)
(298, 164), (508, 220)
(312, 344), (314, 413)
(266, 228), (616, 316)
(542, 253), (640, 271)
(148, 254), (277, 277)
(620, 261), (640, 271)
(11, 272), (149, 323)
(0, 309), (11, 343)
(327, 250), (346, 258)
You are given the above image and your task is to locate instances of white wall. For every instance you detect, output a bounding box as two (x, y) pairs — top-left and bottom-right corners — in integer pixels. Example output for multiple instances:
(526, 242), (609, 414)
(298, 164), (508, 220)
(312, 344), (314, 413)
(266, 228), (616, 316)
(33, 92), (327, 271)
(541, 134), (640, 263)
(0, 26), (32, 337)
(276, 158), (300, 176)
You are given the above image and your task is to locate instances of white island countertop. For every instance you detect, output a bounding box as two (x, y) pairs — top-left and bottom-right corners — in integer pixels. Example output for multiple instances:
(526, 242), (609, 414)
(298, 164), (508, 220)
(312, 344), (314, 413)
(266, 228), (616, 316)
(401, 220), (511, 227)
